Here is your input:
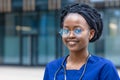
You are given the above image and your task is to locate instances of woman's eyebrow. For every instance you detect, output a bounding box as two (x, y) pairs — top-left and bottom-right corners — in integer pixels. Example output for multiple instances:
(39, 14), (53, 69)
(73, 25), (83, 29)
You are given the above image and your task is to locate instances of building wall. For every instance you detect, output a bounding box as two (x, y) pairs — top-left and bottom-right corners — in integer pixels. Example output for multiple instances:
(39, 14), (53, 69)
(0, 0), (120, 67)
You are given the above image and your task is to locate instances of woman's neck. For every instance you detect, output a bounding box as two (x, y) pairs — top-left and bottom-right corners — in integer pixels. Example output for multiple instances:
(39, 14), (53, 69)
(66, 49), (89, 70)
(69, 50), (89, 63)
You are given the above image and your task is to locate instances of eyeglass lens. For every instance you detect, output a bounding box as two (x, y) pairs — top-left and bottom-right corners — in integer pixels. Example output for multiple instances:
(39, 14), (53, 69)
(59, 28), (82, 37)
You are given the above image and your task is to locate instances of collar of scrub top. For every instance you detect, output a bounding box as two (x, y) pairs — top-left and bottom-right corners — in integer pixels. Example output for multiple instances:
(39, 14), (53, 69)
(54, 54), (91, 80)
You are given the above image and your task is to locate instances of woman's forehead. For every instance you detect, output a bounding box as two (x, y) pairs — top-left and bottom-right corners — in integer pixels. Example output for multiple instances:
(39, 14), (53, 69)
(63, 13), (89, 29)
(64, 13), (87, 23)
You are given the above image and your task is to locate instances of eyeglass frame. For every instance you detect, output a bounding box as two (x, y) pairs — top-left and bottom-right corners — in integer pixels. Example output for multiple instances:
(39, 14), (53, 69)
(59, 28), (83, 37)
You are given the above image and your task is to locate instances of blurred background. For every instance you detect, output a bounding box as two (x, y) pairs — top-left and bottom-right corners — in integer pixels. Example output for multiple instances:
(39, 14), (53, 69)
(0, 0), (120, 80)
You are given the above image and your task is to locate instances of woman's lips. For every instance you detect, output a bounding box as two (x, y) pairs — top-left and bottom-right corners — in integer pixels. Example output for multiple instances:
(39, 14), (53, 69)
(68, 41), (77, 45)
(66, 39), (79, 46)
(67, 41), (79, 46)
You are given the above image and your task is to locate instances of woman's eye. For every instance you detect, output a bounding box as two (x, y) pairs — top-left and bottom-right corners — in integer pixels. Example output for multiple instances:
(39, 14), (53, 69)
(63, 29), (69, 34)
(74, 29), (82, 34)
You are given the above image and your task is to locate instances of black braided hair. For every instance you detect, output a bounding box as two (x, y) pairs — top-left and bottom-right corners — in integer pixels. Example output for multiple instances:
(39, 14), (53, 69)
(60, 3), (103, 42)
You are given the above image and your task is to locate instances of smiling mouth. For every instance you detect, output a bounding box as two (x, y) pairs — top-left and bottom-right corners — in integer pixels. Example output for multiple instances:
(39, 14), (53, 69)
(67, 41), (79, 46)
(66, 39), (79, 45)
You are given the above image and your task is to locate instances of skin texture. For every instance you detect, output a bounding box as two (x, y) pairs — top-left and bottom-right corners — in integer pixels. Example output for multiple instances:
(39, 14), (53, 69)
(62, 13), (95, 70)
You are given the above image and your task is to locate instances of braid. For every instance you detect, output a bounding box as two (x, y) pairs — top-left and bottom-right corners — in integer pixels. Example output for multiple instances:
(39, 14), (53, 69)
(60, 3), (103, 42)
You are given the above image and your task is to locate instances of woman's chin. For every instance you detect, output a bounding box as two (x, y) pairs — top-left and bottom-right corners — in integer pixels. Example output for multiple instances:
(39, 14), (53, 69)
(68, 47), (80, 52)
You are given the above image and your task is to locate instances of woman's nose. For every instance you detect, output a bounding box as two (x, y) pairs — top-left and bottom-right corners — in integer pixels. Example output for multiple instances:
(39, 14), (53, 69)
(69, 31), (75, 38)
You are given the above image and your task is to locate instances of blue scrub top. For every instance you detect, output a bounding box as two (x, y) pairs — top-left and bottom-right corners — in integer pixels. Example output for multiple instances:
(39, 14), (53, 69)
(43, 55), (120, 80)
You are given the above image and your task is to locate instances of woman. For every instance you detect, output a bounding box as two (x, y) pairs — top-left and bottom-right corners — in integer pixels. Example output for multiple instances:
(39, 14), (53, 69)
(44, 3), (120, 80)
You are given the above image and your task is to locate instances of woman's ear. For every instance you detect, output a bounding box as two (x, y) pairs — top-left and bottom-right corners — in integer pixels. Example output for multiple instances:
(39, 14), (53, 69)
(89, 29), (95, 40)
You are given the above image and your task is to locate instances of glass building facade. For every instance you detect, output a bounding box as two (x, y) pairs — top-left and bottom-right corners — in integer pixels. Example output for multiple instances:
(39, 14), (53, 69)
(0, 0), (120, 67)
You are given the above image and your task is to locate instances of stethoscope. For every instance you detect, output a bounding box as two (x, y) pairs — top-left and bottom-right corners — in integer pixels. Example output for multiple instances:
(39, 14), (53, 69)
(54, 54), (91, 80)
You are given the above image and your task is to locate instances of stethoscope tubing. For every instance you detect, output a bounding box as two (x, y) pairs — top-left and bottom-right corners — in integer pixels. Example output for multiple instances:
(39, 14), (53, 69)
(54, 55), (67, 80)
(54, 54), (91, 80)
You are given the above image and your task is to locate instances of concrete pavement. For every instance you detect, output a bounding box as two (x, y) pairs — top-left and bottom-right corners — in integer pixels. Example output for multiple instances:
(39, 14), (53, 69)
(0, 66), (120, 80)
(0, 66), (45, 80)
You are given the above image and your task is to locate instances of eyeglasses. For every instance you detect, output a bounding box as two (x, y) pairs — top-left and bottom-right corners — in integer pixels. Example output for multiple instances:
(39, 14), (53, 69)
(59, 28), (82, 37)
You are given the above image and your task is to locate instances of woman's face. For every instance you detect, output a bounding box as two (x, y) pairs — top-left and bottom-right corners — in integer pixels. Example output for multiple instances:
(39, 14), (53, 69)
(62, 13), (95, 52)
